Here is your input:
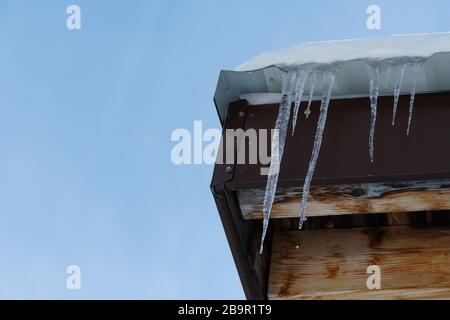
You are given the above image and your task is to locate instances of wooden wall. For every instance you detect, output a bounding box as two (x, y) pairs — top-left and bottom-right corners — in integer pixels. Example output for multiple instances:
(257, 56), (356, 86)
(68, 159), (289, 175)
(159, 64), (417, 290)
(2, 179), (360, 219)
(269, 226), (450, 299)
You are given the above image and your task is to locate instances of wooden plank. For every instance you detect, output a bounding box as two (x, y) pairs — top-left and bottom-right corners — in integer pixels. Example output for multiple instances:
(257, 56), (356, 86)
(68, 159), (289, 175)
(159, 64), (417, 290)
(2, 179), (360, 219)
(238, 180), (450, 220)
(269, 226), (450, 300)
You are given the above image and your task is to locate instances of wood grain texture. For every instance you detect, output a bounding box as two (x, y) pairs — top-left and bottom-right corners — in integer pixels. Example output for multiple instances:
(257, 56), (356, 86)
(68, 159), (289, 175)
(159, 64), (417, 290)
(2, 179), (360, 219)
(238, 180), (450, 220)
(269, 226), (450, 300)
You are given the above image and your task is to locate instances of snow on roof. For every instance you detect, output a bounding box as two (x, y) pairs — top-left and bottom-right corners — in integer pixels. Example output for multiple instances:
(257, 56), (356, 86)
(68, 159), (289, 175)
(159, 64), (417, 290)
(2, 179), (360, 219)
(214, 33), (450, 124)
(236, 33), (450, 71)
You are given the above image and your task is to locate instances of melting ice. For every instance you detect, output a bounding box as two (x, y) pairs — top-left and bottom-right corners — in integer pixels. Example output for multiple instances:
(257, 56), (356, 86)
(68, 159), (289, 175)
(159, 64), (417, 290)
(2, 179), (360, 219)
(304, 72), (317, 119)
(259, 57), (427, 254)
(407, 61), (425, 135)
(392, 63), (407, 125)
(291, 66), (311, 135)
(368, 64), (380, 163)
(260, 71), (296, 254)
(298, 69), (336, 228)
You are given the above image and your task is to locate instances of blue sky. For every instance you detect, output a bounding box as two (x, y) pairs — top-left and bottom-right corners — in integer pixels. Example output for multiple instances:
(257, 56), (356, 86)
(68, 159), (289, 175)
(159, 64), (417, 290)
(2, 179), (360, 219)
(0, 0), (449, 299)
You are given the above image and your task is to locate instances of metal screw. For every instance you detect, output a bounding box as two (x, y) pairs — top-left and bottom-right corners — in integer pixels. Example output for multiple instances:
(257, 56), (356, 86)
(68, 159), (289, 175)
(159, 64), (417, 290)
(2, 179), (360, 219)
(238, 111), (246, 118)
(225, 165), (234, 174)
(213, 184), (225, 194)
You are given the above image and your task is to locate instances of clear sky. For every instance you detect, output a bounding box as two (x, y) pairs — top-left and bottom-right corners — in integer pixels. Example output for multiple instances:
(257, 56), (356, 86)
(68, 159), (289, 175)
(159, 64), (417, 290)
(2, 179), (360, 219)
(0, 0), (449, 299)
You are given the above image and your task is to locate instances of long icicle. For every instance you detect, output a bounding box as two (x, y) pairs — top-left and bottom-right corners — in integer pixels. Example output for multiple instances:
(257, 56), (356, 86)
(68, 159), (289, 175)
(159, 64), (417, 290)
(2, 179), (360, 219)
(291, 67), (311, 135)
(304, 72), (317, 119)
(298, 70), (336, 229)
(406, 62), (422, 136)
(392, 63), (407, 126)
(383, 64), (392, 89)
(260, 71), (296, 254)
(369, 65), (380, 163)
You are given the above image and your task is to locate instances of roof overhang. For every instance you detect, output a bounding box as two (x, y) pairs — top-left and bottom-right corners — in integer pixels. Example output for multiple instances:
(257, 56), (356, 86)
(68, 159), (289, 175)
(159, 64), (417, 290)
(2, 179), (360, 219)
(214, 52), (450, 124)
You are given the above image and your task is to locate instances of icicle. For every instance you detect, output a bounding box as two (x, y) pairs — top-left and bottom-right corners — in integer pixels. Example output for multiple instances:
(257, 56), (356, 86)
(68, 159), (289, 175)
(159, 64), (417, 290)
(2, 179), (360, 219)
(304, 72), (317, 119)
(260, 71), (296, 254)
(291, 67), (311, 135)
(383, 65), (392, 89)
(406, 62), (422, 136)
(298, 70), (336, 229)
(392, 63), (407, 126)
(368, 65), (380, 163)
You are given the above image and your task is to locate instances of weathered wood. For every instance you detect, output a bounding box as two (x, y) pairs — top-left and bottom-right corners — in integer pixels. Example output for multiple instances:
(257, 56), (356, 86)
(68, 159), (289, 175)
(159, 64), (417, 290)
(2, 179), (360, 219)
(269, 226), (450, 300)
(238, 180), (450, 220)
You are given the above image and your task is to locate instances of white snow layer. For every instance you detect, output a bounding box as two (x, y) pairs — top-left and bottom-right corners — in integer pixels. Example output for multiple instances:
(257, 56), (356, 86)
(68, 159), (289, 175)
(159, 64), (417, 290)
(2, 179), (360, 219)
(236, 33), (450, 71)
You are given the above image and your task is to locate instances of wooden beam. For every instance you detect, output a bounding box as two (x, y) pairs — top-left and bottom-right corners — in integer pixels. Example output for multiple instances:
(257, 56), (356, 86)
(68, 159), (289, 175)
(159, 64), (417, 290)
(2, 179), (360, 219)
(238, 180), (450, 220)
(269, 226), (450, 300)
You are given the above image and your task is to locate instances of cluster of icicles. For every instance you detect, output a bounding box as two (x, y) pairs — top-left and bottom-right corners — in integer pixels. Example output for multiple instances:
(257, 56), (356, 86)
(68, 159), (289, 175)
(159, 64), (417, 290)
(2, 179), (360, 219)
(259, 57), (427, 254)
